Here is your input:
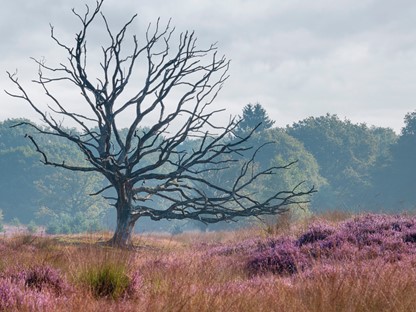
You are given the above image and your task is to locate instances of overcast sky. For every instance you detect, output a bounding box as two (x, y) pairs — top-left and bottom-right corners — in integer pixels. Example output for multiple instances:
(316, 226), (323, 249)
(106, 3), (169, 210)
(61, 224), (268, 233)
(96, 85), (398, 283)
(2, 0), (416, 133)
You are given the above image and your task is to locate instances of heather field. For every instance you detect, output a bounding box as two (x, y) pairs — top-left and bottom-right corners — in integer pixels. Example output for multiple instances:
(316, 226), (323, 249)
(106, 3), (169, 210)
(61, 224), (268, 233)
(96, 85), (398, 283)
(1, 213), (416, 312)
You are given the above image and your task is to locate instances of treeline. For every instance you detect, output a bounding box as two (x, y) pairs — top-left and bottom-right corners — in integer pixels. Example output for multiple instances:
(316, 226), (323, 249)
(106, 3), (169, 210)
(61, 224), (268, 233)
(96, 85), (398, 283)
(241, 104), (416, 213)
(0, 119), (107, 233)
(0, 106), (415, 233)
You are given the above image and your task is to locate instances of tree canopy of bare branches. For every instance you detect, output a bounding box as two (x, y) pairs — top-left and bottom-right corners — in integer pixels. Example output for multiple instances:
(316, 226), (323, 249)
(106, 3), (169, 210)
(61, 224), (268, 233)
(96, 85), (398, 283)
(6, 0), (315, 247)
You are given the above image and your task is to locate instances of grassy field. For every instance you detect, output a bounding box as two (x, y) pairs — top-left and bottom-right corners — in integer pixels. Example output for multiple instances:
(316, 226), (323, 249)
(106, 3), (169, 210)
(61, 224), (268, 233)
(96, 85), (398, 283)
(0, 213), (415, 311)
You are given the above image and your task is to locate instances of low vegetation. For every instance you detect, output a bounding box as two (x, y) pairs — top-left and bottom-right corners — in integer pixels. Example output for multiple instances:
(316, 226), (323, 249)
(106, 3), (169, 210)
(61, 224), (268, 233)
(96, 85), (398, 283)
(0, 213), (415, 311)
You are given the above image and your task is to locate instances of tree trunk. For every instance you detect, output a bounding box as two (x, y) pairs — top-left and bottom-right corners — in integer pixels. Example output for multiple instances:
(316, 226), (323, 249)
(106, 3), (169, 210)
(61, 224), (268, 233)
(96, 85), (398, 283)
(109, 208), (136, 247)
(109, 182), (136, 247)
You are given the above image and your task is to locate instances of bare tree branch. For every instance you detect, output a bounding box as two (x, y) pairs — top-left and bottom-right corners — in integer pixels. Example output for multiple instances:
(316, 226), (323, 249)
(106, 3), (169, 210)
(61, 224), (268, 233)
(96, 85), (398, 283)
(5, 1), (315, 246)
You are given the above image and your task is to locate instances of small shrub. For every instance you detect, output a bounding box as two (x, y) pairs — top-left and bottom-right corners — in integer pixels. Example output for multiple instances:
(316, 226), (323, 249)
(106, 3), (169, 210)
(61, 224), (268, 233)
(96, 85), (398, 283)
(404, 232), (416, 243)
(23, 266), (70, 295)
(297, 223), (336, 246)
(0, 266), (70, 311)
(247, 239), (307, 275)
(79, 262), (133, 300)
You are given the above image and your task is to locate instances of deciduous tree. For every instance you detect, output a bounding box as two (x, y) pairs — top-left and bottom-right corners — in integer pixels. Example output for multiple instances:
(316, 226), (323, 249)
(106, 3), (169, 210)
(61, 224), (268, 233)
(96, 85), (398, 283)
(6, 1), (314, 246)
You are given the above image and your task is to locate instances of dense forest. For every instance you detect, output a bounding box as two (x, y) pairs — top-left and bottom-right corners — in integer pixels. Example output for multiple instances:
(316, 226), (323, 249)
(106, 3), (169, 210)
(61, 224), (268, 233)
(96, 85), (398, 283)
(1, 104), (415, 233)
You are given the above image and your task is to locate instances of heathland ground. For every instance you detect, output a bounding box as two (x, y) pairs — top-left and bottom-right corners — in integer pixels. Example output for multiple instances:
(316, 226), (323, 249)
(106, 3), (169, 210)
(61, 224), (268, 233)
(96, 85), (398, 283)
(0, 212), (415, 311)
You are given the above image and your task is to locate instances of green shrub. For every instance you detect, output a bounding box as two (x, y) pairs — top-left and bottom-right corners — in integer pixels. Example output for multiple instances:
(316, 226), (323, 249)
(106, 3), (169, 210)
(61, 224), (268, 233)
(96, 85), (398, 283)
(79, 262), (131, 299)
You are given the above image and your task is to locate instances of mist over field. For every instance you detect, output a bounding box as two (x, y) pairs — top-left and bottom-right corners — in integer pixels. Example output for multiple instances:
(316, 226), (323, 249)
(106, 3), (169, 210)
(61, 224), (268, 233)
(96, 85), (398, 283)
(0, 106), (415, 234)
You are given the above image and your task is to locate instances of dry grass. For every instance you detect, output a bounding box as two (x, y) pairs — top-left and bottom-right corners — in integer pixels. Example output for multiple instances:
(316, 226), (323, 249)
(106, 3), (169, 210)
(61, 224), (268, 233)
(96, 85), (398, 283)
(0, 214), (415, 311)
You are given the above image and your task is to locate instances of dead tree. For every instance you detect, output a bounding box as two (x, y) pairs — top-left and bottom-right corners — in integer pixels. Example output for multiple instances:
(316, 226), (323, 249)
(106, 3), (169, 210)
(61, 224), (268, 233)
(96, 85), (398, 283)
(6, 0), (315, 247)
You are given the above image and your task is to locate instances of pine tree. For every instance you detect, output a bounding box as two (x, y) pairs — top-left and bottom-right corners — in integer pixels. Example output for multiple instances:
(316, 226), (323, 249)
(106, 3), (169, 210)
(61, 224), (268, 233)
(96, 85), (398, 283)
(235, 103), (275, 137)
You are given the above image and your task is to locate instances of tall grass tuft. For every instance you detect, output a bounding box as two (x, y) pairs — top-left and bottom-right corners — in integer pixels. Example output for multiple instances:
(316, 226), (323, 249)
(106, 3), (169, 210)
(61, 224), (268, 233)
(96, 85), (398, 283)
(75, 248), (142, 300)
(79, 262), (130, 299)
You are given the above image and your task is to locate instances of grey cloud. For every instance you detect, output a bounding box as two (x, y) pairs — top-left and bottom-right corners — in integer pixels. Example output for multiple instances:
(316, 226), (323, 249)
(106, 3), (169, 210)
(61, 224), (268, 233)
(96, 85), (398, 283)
(2, 0), (416, 132)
